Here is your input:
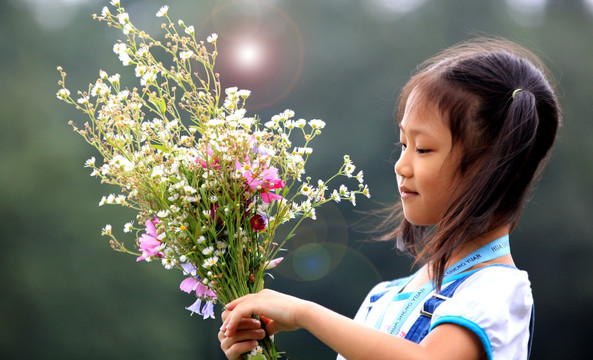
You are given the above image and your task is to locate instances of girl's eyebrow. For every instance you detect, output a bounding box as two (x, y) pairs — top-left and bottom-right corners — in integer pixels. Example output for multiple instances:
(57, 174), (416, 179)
(399, 123), (429, 136)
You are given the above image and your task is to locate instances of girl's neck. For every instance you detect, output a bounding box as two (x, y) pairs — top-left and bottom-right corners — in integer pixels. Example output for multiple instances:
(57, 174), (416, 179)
(402, 224), (515, 293)
(446, 224), (514, 269)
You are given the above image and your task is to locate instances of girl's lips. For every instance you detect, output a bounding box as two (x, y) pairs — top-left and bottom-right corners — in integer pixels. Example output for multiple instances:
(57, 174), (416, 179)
(399, 186), (418, 198)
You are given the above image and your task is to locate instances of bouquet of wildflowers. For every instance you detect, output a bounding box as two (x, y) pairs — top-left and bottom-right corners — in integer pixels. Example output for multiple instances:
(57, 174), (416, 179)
(57, 1), (369, 359)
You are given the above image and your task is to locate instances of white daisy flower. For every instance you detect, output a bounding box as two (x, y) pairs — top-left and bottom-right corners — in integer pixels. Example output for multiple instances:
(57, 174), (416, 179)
(117, 12), (129, 25)
(162, 257), (175, 269)
(102, 224), (112, 235)
(355, 170), (364, 184)
(264, 120), (276, 129)
(202, 256), (219, 268)
(123, 221), (134, 233)
(179, 50), (193, 60)
(345, 163), (356, 177)
(157, 209), (170, 218)
(101, 6), (110, 17)
(295, 119), (307, 128)
(110, 0), (120, 6)
(119, 52), (132, 66)
(330, 189), (341, 202)
(56, 88), (70, 100)
(207, 33), (218, 43)
(300, 184), (313, 197)
(108, 74), (120, 84)
(308, 119), (326, 129)
(84, 157), (96, 168)
(362, 184), (371, 198)
(113, 43), (127, 55)
(137, 46), (149, 57)
(285, 120), (296, 129)
(156, 5), (169, 17)
(185, 25), (194, 36)
(122, 23), (133, 35)
(349, 192), (357, 206)
(237, 89), (251, 98)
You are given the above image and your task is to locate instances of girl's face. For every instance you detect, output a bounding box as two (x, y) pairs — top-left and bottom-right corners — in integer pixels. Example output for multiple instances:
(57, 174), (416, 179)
(394, 91), (462, 226)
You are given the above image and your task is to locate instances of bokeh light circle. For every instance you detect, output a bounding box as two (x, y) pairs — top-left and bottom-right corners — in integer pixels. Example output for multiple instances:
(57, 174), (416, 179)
(273, 203), (352, 282)
(198, 0), (304, 110)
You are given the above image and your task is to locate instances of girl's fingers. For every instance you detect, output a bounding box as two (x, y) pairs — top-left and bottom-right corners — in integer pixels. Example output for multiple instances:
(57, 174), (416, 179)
(219, 326), (266, 360)
(221, 317), (261, 332)
(218, 327), (265, 344)
(223, 339), (259, 360)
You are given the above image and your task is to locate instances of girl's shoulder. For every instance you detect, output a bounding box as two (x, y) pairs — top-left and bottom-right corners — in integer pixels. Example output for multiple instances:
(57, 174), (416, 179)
(443, 264), (533, 313)
(454, 264), (532, 298)
(431, 265), (534, 359)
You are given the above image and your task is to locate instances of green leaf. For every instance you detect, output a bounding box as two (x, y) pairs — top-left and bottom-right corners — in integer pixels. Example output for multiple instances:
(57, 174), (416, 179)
(149, 144), (169, 153)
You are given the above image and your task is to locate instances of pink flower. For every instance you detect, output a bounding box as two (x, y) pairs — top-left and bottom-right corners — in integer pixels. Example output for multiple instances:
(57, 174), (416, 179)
(179, 277), (200, 293)
(195, 145), (220, 169)
(265, 257), (284, 270)
(236, 160), (285, 203)
(180, 276), (216, 298)
(136, 218), (163, 262)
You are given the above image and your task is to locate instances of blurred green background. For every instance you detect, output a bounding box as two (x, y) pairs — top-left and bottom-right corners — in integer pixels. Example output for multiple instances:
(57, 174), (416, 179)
(2, 0), (592, 358)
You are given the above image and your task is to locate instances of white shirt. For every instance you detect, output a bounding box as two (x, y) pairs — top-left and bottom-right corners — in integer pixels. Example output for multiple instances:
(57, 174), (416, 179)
(337, 266), (533, 360)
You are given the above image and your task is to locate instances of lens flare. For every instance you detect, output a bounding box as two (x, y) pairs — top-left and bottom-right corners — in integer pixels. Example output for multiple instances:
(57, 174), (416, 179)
(199, 0), (304, 110)
(236, 42), (262, 68)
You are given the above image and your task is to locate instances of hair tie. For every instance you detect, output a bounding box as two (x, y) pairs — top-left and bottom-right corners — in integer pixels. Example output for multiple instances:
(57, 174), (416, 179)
(512, 88), (523, 99)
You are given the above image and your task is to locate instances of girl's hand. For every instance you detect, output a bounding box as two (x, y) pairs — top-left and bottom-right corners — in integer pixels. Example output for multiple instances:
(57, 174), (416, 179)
(218, 315), (266, 360)
(220, 289), (307, 339)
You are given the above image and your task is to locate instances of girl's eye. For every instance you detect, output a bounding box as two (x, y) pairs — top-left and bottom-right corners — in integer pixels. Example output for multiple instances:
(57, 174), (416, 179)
(417, 148), (430, 154)
(396, 142), (407, 150)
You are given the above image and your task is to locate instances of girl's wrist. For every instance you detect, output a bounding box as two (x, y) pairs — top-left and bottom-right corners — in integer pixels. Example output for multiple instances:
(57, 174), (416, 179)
(294, 299), (314, 330)
(295, 299), (326, 332)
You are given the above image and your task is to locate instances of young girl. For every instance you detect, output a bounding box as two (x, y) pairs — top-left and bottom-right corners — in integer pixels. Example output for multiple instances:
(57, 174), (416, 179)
(218, 38), (561, 360)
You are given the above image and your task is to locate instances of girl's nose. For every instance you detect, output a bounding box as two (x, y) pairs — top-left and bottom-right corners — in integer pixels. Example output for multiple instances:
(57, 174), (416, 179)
(394, 154), (412, 179)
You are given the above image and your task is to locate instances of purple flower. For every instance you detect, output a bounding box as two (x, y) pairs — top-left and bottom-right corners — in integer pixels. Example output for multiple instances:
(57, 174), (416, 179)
(202, 301), (215, 319)
(185, 298), (215, 319)
(181, 262), (197, 276)
(186, 298), (202, 316)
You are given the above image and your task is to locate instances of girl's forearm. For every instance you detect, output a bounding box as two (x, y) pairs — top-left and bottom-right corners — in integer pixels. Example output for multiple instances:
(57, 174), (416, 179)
(298, 300), (425, 360)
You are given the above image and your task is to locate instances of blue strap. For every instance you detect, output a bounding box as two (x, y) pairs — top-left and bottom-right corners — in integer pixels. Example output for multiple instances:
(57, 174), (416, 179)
(404, 265), (535, 360)
(383, 235), (511, 335)
(404, 272), (473, 343)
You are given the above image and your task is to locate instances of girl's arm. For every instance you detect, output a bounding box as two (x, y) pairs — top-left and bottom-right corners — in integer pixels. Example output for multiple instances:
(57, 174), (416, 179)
(220, 289), (483, 360)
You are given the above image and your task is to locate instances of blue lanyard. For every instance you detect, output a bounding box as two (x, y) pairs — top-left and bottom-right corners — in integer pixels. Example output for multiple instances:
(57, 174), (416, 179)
(374, 235), (511, 335)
